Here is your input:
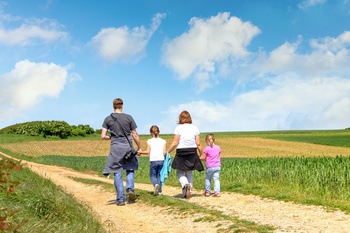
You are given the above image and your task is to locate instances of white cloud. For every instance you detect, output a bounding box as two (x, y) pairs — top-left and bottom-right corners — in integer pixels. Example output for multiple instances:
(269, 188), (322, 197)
(0, 60), (69, 121)
(162, 15), (350, 93)
(0, 8), (68, 46)
(298, 0), (327, 9)
(0, 23), (68, 46)
(156, 29), (350, 133)
(89, 13), (166, 62)
(155, 17), (350, 133)
(318, 97), (350, 128)
(256, 39), (302, 76)
(162, 12), (260, 92)
(40, 0), (54, 11)
(68, 73), (82, 83)
(309, 31), (350, 51)
(0, 2), (20, 22)
(251, 32), (350, 78)
(157, 75), (350, 133)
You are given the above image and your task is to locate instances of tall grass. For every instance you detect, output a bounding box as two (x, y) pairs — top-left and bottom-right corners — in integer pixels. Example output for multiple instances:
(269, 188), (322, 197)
(0, 164), (105, 232)
(35, 155), (106, 173)
(219, 156), (350, 195)
(217, 156), (350, 213)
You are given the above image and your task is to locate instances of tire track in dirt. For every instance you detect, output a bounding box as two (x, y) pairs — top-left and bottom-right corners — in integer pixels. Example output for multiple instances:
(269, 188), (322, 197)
(2, 152), (350, 233)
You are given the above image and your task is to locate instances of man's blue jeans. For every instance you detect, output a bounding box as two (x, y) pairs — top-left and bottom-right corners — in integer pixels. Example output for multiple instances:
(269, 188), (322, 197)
(114, 170), (135, 202)
(205, 166), (221, 193)
(150, 161), (164, 193)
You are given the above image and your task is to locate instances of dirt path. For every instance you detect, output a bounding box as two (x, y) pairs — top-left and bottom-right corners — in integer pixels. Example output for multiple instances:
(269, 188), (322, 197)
(2, 152), (350, 233)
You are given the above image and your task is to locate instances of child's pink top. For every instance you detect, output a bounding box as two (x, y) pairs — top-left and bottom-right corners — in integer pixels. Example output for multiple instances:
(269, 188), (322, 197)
(203, 144), (221, 168)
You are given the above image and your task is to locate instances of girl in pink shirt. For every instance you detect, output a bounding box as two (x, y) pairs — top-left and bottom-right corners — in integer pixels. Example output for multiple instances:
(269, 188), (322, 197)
(200, 134), (221, 197)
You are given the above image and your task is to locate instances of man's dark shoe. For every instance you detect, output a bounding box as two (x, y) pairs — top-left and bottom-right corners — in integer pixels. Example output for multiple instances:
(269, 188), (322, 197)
(116, 201), (125, 206)
(127, 189), (137, 201)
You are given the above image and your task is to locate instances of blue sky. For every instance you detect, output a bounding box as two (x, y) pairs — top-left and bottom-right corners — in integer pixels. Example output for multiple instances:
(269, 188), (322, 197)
(1, 0), (350, 134)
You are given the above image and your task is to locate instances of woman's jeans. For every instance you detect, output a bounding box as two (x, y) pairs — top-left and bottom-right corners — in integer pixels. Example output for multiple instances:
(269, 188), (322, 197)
(177, 169), (193, 196)
(114, 170), (134, 202)
(150, 160), (164, 193)
(205, 166), (221, 193)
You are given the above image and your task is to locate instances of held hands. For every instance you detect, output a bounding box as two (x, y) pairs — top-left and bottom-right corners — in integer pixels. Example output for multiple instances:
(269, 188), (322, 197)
(199, 153), (206, 161)
(137, 148), (142, 156)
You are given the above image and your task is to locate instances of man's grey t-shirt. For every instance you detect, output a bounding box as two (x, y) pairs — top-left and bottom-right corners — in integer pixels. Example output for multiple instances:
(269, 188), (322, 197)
(102, 113), (137, 137)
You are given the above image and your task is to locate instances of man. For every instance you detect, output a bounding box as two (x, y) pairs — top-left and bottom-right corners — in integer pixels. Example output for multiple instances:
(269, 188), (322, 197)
(101, 98), (141, 206)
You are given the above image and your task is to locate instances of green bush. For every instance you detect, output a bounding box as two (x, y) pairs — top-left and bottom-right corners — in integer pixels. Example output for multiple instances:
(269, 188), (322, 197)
(0, 121), (94, 138)
(95, 129), (102, 134)
(71, 129), (86, 137)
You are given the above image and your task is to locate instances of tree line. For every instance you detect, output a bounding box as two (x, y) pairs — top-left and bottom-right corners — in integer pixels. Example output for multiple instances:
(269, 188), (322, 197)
(0, 121), (95, 138)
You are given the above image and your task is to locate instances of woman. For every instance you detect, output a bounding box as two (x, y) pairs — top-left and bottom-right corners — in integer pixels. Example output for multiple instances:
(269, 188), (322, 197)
(101, 98), (141, 206)
(167, 110), (204, 198)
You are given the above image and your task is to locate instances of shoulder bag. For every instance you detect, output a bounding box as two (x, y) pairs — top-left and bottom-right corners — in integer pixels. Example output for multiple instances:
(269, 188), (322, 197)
(110, 114), (138, 161)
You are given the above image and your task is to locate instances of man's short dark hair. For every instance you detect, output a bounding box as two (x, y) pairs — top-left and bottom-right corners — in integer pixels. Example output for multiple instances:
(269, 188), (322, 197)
(113, 98), (123, 109)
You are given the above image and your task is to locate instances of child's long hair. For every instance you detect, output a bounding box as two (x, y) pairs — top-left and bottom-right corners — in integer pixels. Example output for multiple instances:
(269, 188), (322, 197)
(150, 125), (160, 137)
(206, 134), (215, 147)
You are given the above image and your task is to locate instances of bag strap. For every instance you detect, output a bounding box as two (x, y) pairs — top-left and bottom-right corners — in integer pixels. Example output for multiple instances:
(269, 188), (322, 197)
(110, 114), (133, 149)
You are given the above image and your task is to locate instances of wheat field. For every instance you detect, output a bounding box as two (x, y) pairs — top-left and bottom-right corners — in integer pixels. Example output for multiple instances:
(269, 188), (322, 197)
(2, 137), (350, 158)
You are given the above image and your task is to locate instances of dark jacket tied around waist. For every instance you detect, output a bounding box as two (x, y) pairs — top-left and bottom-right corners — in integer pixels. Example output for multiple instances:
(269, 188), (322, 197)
(171, 148), (204, 172)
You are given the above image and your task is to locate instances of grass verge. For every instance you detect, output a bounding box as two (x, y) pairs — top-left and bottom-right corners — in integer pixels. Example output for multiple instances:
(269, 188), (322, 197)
(0, 157), (105, 233)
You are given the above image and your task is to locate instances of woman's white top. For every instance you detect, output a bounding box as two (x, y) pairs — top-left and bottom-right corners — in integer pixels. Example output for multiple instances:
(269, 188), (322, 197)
(174, 124), (199, 149)
(147, 137), (167, 161)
